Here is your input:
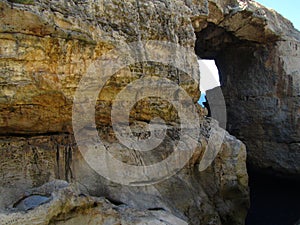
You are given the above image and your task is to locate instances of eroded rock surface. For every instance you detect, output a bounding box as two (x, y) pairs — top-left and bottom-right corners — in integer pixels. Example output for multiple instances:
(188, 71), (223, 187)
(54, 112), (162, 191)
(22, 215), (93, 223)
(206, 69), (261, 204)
(0, 0), (298, 176)
(1, 0), (298, 224)
(195, 0), (300, 176)
(0, 180), (189, 225)
(0, 118), (249, 225)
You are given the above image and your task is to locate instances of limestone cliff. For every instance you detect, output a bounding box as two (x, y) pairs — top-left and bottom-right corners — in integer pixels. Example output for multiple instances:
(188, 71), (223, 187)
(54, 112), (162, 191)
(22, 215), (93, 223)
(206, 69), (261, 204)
(195, 0), (300, 176)
(0, 0), (249, 224)
(0, 119), (249, 224)
(0, 0), (299, 224)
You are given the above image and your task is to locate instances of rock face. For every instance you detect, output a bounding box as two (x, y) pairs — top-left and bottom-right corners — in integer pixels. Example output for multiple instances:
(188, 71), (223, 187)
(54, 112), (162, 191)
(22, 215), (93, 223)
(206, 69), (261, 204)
(0, 0), (298, 224)
(0, 119), (249, 225)
(0, 0), (250, 224)
(0, 180), (189, 225)
(195, 0), (300, 177)
(0, 0), (298, 176)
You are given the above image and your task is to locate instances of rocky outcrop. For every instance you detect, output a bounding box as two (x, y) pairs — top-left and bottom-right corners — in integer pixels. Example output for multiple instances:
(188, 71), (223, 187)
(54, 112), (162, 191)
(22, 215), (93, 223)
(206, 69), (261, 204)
(0, 0), (201, 134)
(0, 180), (189, 225)
(194, 0), (300, 177)
(1, 0), (299, 224)
(0, 1), (250, 224)
(0, 118), (249, 224)
(0, 0), (298, 176)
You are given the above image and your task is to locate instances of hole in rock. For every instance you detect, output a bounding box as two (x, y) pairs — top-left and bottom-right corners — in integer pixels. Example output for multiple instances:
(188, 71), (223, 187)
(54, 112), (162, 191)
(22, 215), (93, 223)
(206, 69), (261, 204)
(194, 22), (300, 225)
(197, 59), (221, 108)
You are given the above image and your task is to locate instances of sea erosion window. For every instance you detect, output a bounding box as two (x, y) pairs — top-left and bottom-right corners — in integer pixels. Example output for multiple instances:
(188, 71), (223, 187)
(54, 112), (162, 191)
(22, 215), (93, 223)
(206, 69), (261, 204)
(198, 59), (220, 107)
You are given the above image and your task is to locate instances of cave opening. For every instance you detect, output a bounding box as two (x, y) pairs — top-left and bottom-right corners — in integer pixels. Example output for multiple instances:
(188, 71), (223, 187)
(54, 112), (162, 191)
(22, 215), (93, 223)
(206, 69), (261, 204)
(197, 59), (220, 109)
(195, 23), (300, 225)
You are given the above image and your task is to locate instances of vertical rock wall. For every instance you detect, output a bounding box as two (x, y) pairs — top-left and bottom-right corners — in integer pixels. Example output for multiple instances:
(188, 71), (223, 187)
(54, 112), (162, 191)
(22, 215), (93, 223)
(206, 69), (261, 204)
(0, 0), (250, 225)
(195, 0), (300, 177)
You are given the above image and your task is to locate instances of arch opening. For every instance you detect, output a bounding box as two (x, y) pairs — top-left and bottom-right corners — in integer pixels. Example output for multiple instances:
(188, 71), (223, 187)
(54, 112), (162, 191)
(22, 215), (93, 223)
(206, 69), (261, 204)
(197, 59), (220, 107)
(195, 22), (300, 225)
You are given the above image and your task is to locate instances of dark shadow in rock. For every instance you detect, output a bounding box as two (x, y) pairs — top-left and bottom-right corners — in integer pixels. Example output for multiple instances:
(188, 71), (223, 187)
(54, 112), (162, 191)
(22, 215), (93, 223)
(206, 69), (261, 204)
(246, 170), (300, 225)
(13, 195), (51, 211)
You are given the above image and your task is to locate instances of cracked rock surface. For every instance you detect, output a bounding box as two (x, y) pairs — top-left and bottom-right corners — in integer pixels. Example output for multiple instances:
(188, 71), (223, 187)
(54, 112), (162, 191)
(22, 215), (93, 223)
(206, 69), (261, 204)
(0, 0), (299, 224)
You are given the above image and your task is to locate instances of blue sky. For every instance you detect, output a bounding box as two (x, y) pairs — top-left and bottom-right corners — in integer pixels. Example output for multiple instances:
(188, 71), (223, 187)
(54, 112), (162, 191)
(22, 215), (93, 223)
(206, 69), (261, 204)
(256, 0), (300, 30)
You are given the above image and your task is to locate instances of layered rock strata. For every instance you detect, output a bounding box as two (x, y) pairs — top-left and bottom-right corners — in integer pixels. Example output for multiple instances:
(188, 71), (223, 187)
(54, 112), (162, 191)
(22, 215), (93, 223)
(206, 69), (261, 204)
(1, 0), (299, 224)
(195, 0), (300, 176)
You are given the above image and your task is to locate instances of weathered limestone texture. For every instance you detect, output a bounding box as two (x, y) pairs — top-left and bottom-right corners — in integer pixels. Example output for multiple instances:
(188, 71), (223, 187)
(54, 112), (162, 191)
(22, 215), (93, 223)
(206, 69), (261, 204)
(0, 180), (189, 225)
(1, 0), (298, 224)
(0, 119), (249, 225)
(195, 0), (300, 176)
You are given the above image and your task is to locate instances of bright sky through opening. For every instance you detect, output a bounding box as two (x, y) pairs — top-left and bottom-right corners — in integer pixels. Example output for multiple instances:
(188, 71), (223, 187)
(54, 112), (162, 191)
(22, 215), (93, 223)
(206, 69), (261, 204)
(198, 60), (220, 106)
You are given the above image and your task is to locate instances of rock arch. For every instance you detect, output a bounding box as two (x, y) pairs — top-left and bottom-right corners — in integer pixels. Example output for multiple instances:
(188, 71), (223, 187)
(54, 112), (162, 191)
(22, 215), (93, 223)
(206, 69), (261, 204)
(0, 0), (299, 224)
(194, 1), (300, 176)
